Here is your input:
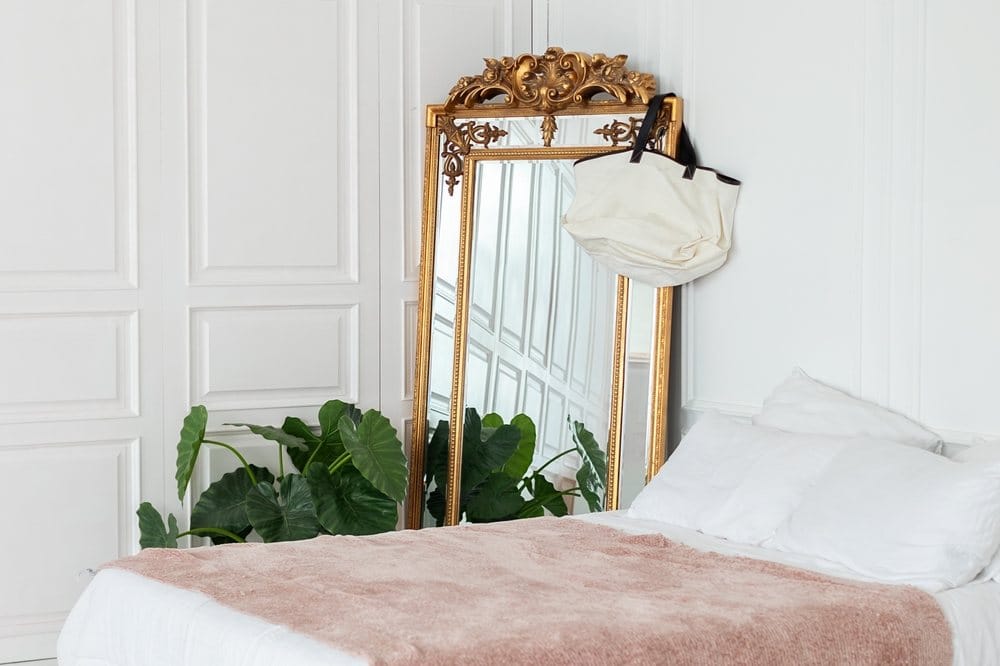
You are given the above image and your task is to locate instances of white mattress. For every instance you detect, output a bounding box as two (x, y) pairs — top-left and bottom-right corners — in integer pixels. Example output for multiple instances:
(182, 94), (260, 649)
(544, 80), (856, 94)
(59, 512), (1000, 666)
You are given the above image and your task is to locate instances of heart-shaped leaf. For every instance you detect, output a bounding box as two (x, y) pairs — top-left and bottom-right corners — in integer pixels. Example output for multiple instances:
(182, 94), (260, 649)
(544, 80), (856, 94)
(224, 423), (308, 451)
(481, 413), (504, 429)
(190, 465), (274, 543)
(281, 417), (328, 472)
(175, 405), (208, 500)
(318, 400), (348, 441)
(517, 503), (545, 518)
(571, 418), (607, 513)
(137, 502), (179, 549)
(307, 465), (398, 535)
(245, 475), (320, 543)
(462, 408), (520, 489)
(501, 414), (536, 480)
(425, 419), (449, 487)
(466, 472), (526, 522)
(527, 473), (568, 517)
(339, 411), (407, 502)
(425, 486), (446, 526)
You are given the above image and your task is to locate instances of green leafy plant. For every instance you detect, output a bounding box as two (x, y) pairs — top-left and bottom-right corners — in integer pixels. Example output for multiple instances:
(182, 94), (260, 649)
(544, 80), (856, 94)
(137, 400), (407, 548)
(423, 408), (607, 525)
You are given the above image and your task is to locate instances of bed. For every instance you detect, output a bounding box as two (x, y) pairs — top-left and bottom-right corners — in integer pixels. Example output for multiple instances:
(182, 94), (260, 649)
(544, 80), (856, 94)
(59, 370), (1000, 665)
(58, 510), (1000, 665)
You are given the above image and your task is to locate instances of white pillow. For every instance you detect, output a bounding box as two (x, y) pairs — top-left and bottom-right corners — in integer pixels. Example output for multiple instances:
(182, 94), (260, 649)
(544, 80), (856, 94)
(950, 439), (1000, 582)
(768, 441), (1000, 591)
(752, 368), (942, 452)
(950, 438), (1000, 468)
(628, 413), (851, 544)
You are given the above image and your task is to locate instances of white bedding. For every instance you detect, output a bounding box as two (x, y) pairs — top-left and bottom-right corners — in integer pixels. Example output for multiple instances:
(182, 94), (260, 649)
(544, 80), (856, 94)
(59, 512), (1000, 666)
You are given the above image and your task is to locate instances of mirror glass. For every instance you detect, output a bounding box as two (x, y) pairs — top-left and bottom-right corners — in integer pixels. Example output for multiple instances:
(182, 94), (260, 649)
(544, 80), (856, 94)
(618, 283), (656, 509)
(424, 155), (629, 525)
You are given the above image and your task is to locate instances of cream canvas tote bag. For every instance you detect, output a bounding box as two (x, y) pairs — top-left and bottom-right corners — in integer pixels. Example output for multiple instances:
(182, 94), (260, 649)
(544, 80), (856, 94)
(562, 94), (740, 287)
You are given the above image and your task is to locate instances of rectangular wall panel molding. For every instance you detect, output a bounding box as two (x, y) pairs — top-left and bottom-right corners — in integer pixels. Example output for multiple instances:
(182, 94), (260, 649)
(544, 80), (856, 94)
(0, 311), (139, 424)
(0, 0), (137, 292)
(186, 0), (360, 286)
(0, 438), (138, 662)
(190, 305), (360, 411)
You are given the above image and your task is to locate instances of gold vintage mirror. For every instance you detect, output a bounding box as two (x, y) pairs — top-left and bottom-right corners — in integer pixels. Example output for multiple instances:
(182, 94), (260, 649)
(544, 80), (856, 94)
(407, 48), (681, 528)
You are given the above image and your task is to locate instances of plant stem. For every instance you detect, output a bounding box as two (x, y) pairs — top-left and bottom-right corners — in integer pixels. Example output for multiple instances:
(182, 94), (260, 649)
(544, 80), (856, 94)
(534, 448), (576, 475)
(303, 440), (326, 472)
(327, 450), (351, 475)
(203, 440), (258, 485)
(177, 527), (247, 543)
(277, 444), (285, 480)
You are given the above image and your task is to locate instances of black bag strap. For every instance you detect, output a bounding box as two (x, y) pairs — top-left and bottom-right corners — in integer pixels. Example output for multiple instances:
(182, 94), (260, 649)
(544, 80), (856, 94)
(630, 93), (699, 178)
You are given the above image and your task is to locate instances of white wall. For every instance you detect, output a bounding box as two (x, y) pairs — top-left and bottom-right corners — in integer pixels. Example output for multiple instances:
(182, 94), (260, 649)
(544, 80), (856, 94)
(2, 0), (998, 660)
(0, 0), (383, 660)
(532, 0), (1000, 444)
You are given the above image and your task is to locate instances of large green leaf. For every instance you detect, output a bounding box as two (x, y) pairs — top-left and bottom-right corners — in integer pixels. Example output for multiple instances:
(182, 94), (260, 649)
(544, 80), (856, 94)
(527, 473), (569, 517)
(245, 475), (320, 542)
(501, 414), (536, 480)
(338, 411), (407, 502)
(307, 465), (398, 535)
(517, 503), (545, 518)
(190, 465), (274, 543)
(481, 413), (504, 430)
(425, 419), (449, 487)
(281, 417), (328, 472)
(571, 418), (607, 513)
(461, 408), (520, 489)
(318, 400), (348, 441)
(137, 502), (178, 549)
(175, 405), (208, 500)
(466, 472), (526, 522)
(425, 486), (446, 526)
(223, 423), (308, 451)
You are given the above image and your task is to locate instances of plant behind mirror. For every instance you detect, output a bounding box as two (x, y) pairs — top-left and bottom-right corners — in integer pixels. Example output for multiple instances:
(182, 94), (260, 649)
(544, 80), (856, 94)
(423, 408), (607, 525)
(137, 400), (407, 548)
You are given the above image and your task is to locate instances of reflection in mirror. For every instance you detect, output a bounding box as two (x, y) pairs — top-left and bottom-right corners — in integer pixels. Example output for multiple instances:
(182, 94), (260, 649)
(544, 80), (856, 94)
(408, 50), (680, 529)
(421, 141), (464, 525)
(618, 284), (655, 509)
(425, 158), (618, 525)
(478, 114), (662, 151)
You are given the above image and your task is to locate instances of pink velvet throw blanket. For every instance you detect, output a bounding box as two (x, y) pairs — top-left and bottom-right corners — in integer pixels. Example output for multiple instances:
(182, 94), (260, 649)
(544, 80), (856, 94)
(107, 517), (952, 665)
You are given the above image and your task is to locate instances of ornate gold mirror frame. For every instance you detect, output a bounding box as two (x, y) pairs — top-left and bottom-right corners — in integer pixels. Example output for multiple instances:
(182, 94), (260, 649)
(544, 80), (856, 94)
(407, 48), (682, 528)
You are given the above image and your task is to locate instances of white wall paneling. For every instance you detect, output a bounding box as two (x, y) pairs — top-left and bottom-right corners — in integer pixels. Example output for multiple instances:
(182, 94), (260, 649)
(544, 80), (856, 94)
(0, 0), (137, 292)
(158, 0), (382, 514)
(0, 439), (138, 662)
(545, 0), (668, 76)
(919, 0), (1000, 439)
(680, 0), (867, 422)
(654, 0), (1000, 447)
(1, 0), (379, 660)
(190, 305), (359, 412)
(0, 311), (138, 423)
(186, 0), (359, 286)
(0, 1), (153, 661)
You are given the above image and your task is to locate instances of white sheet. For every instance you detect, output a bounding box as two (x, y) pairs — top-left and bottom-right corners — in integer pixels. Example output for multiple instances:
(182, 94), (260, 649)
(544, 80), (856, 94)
(59, 513), (1000, 665)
